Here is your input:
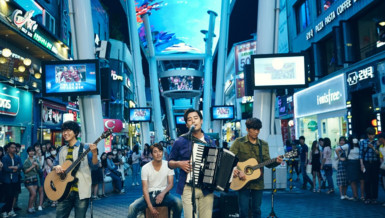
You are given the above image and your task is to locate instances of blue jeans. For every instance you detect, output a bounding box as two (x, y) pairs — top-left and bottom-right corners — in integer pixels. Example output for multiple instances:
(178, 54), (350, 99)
(323, 164), (334, 190)
(56, 191), (89, 218)
(238, 189), (262, 218)
(300, 162), (313, 187)
(127, 192), (182, 218)
(132, 163), (140, 184)
(109, 172), (122, 192)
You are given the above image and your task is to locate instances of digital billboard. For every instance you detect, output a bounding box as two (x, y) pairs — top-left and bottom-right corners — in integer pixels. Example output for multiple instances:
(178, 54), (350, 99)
(249, 53), (307, 89)
(135, 0), (221, 55)
(129, 107), (152, 122)
(175, 116), (186, 125)
(42, 60), (100, 97)
(211, 105), (234, 120)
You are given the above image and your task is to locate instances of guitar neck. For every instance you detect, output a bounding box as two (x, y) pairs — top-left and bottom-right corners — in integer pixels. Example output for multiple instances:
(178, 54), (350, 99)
(64, 136), (104, 174)
(253, 157), (279, 170)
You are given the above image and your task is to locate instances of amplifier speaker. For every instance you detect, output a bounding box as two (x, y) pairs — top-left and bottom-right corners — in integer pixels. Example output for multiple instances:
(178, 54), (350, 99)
(213, 192), (239, 218)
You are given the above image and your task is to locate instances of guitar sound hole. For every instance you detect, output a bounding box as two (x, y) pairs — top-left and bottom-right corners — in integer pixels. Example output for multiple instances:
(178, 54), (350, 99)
(245, 166), (253, 175)
(50, 181), (57, 191)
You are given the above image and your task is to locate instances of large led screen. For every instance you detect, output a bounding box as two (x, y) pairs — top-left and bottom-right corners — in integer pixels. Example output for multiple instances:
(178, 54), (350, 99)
(211, 105), (234, 120)
(129, 107), (152, 122)
(250, 53), (307, 89)
(159, 76), (203, 92)
(42, 60), (100, 97)
(135, 0), (221, 55)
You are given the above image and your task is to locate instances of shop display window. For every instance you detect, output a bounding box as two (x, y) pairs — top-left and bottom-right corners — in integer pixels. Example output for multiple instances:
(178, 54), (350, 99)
(296, 0), (311, 34)
(0, 126), (22, 147)
(317, 0), (336, 15)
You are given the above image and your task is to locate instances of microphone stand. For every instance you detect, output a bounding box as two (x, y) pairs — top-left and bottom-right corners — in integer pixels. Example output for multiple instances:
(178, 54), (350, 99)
(190, 129), (197, 218)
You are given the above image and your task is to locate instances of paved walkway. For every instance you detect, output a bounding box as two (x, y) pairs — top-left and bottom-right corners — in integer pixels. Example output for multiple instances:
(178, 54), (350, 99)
(4, 171), (385, 217)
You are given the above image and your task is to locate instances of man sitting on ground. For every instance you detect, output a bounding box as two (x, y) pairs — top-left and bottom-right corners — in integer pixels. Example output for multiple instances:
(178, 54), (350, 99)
(127, 143), (182, 218)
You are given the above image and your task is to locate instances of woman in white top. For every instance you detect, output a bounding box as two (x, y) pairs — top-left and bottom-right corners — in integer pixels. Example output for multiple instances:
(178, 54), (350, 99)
(345, 137), (365, 201)
(321, 138), (335, 194)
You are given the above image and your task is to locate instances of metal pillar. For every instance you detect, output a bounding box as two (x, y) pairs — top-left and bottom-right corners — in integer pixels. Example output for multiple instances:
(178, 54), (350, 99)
(213, 0), (230, 143)
(165, 97), (177, 140)
(253, 0), (278, 140)
(142, 14), (164, 142)
(126, 0), (150, 145)
(70, 0), (104, 150)
(202, 11), (218, 133)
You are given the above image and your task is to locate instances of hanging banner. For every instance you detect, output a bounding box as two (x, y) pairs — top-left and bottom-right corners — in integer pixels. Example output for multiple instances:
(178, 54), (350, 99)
(234, 40), (257, 98)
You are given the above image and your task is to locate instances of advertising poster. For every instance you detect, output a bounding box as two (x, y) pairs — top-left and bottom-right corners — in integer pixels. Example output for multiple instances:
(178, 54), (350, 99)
(235, 41), (257, 98)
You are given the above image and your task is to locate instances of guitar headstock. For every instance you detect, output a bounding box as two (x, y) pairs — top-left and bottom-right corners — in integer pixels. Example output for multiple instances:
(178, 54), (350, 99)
(101, 129), (113, 139)
(284, 150), (298, 158)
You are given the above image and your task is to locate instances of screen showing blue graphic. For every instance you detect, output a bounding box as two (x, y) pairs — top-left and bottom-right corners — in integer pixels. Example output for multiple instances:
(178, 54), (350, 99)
(42, 60), (100, 97)
(129, 108), (152, 122)
(175, 116), (186, 125)
(211, 105), (234, 120)
(135, 0), (221, 55)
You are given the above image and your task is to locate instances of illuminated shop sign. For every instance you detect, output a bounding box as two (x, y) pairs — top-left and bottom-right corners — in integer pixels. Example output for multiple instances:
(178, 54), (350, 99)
(346, 66), (374, 86)
(306, 0), (360, 40)
(111, 70), (123, 81)
(9, 9), (58, 54)
(294, 74), (346, 117)
(0, 93), (19, 116)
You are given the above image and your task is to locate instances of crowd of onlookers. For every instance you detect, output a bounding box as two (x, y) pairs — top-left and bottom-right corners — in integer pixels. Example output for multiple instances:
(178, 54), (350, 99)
(0, 139), (177, 218)
(285, 127), (385, 206)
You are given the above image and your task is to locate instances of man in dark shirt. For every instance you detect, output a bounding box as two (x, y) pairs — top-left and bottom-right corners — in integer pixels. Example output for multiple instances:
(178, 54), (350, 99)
(299, 136), (313, 190)
(360, 127), (380, 204)
(230, 118), (282, 218)
(168, 108), (216, 218)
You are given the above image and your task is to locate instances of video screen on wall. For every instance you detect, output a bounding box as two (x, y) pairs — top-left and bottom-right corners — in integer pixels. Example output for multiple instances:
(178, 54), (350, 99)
(249, 53), (307, 89)
(129, 108), (151, 122)
(42, 60), (100, 97)
(211, 105), (234, 120)
(159, 76), (203, 92)
(175, 116), (186, 125)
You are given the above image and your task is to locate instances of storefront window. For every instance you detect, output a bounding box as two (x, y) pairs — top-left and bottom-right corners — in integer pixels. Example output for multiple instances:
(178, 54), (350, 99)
(296, 0), (311, 34)
(357, 1), (385, 60)
(0, 126), (22, 147)
(317, 0), (336, 15)
(298, 116), (319, 145)
(320, 116), (347, 148)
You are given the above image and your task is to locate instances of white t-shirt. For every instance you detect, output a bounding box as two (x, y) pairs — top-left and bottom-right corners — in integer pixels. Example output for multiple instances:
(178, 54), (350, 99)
(141, 160), (174, 192)
(347, 147), (360, 160)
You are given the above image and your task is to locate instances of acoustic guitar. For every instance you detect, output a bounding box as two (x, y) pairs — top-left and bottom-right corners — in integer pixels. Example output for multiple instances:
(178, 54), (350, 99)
(44, 130), (112, 201)
(230, 150), (297, 191)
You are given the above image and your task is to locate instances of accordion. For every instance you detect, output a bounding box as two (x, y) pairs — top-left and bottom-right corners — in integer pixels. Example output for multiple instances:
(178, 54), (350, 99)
(186, 142), (238, 192)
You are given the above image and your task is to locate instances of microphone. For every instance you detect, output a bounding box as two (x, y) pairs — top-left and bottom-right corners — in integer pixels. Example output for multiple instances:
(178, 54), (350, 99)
(188, 125), (195, 135)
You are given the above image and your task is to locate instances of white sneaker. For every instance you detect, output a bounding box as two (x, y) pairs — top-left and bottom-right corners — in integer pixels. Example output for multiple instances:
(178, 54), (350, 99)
(7, 211), (16, 217)
(345, 195), (354, 200)
(38, 206), (43, 211)
(132, 182), (135, 186)
(136, 182), (139, 186)
(340, 195), (346, 200)
(2, 212), (8, 218)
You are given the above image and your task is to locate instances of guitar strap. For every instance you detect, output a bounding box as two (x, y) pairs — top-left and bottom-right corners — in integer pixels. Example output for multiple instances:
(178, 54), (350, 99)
(259, 139), (263, 175)
(72, 143), (84, 176)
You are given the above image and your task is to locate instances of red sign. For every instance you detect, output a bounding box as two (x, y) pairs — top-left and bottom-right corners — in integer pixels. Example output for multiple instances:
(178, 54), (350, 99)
(103, 119), (123, 133)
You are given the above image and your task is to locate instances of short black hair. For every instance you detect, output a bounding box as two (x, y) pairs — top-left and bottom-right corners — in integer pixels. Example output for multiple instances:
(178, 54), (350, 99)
(246, 118), (262, 130)
(107, 152), (114, 156)
(299, 136), (305, 140)
(27, 146), (35, 153)
(318, 138), (324, 142)
(150, 143), (163, 154)
(184, 108), (203, 123)
(366, 127), (376, 135)
(62, 121), (81, 137)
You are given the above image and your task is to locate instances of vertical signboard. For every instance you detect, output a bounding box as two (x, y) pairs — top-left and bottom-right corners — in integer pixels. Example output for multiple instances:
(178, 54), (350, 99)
(234, 40), (257, 98)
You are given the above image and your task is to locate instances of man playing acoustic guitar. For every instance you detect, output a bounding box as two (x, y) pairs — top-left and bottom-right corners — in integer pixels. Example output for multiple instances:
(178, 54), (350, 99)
(230, 118), (283, 218)
(53, 121), (98, 218)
